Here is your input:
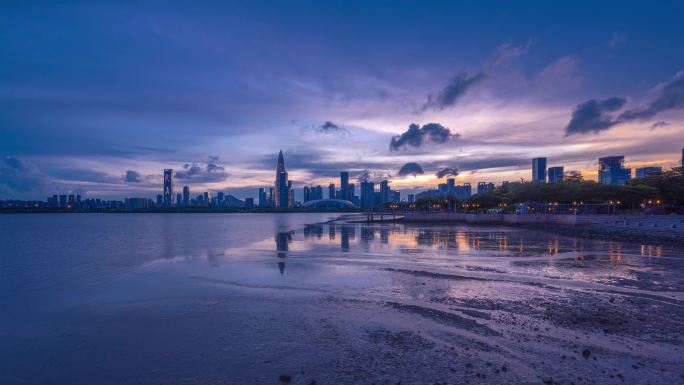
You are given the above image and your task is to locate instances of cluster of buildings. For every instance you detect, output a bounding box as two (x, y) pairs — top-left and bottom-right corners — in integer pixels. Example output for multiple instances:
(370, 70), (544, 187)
(532, 153), (677, 186)
(257, 152), (401, 209)
(1, 148), (682, 211)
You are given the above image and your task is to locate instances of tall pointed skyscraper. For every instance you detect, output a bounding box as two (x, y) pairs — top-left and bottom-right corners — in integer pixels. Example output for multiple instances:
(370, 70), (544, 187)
(274, 150), (290, 208)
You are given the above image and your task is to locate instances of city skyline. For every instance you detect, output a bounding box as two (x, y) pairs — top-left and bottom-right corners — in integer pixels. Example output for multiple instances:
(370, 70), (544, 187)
(2, 2), (684, 200)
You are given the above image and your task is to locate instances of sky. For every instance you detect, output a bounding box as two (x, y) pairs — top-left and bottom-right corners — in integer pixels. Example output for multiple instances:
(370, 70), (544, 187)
(1, 0), (684, 200)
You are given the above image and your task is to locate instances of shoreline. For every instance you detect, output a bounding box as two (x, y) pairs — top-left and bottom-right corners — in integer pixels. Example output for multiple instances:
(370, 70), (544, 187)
(398, 213), (684, 247)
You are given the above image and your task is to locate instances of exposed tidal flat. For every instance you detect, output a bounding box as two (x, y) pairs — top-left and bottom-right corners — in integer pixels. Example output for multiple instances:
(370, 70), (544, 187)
(1, 214), (683, 385)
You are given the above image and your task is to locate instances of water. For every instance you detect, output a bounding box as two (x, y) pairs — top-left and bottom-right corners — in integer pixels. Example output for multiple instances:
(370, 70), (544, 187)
(1, 214), (683, 384)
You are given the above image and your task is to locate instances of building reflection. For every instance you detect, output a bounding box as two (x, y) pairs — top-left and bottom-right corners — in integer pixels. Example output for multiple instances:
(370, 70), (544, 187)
(340, 225), (355, 252)
(304, 224), (324, 239)
(275, 231), (294, 275)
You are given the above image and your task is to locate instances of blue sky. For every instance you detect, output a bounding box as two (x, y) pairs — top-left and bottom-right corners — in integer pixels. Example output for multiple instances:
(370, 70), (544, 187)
(1, 1), (684, 199)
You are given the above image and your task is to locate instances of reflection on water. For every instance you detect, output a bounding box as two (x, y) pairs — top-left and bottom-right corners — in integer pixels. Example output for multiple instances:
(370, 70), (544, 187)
(2, 214), (683, 385)
(268, 222), (683, 293)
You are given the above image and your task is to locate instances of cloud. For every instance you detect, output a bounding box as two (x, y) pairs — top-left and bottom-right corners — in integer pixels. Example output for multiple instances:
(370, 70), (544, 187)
(397, 162), (424, 177)
(607, 32), (627, 48)
(650, 121), (670, 130)
(537, 56), (582, 92)
(435, 167), (459, 179)
(422, 72), (485, 111)
(0, 156), (53, 198)
(175, 162), (229, 183)
(618, 71), (684, 121)
(564, 97), (627, 135)
(123, 170), (141, 183)
(421, 40), (531, 111)
(206, 163), (225, 172)
(485, 40), (533, 69)
(356, 169), (371, 182)
(390, 123), (458, 151)
(565, 71), (684, 135)
(317, 121), (349, 135)
(208, 155), (220, 162)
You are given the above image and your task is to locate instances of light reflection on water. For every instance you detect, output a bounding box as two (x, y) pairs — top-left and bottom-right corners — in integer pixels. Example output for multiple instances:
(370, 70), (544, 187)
(1, 214), (683, 385)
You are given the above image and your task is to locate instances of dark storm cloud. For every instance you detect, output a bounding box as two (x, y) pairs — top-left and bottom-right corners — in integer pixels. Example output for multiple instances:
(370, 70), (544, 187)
(390, 123), (457, 151)
(317, 121), (349, 135)
(206, 163), (225, 173)
(175, 163), (229, 183)
(564, 97), (627, 135)
(421, 41), (531, 111)
(650, 121), (669, 130)
(124, 170), (141, 183)
(397, 162), (424, 177)
(435, 167), (459, 179)
(565, 72), (684, 135)
(619, 71), (684, 121)
(0, 156), (53, 198)
(422, 72), (485, 111)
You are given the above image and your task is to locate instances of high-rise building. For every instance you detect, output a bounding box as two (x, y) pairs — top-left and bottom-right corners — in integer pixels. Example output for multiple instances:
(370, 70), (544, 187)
(407, 194), (415, 203)
(447, 178), (455, 196)
(176, 193), (182, 207)
(477, 182), (494, 194)
(156, 194), (163, 207)
(183, 186), (190, 207)
(59, 194), (67, 208)
(163, 169), (173, 208)
(274, 151), (290, 208)
(258, 187), (267, 207)
(599, 156), (631, 185)
(244, 198), (254, 208)
(303, 186), (311, 202)
(360, 181), (375, 209)
(379, 180), (389, 205)
(548, 166), (564, 183)
(455, 183), (472, 200)
(314, 185), (324, 200)
(635, 166), (662, 178)
(217, 192), (225, 206)
(340, 171), (349, 201)
(681, 148), (683, 168)
(203, 191), (210, 206)
(348, 183), (355, 202)
(532, 158), (547, 183)
(328, 183), (336, 199)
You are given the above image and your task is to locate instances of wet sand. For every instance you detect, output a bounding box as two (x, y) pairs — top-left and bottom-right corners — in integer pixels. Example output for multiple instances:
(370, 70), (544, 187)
(1, 214), (683, 384)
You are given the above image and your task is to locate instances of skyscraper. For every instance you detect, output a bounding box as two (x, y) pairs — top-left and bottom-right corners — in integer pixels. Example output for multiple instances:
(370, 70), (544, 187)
(163, 169), (173, 208)
(258, 187), (267, 207)
(548, 166), (564, 183)
(360, 181), (375, 209)
(328, 183), (336, 199)
(379, 180), (389, 205)
(532, 158), (547, 183)
(447, 178), (455, 196)
(303, 186), (311, 202)
(274, 150), (290, 208)
(635, 166), (662, 178)
(681, 148), (683, 168)
(599, 156), (631, 185)
(340, 171), (349, 201)
(183, 186), (190, 207)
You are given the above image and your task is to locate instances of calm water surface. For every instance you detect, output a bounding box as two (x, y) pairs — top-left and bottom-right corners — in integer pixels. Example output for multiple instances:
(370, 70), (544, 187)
(1, 214), (683, 385)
